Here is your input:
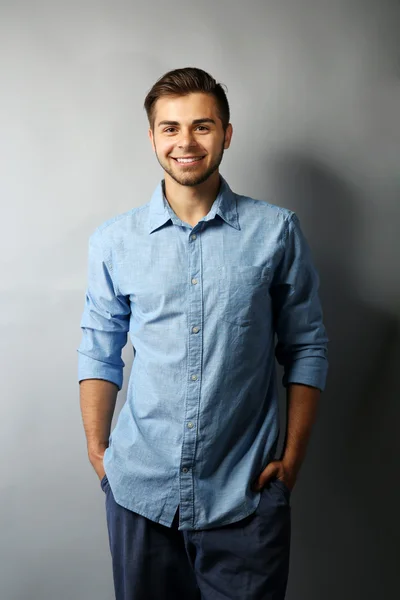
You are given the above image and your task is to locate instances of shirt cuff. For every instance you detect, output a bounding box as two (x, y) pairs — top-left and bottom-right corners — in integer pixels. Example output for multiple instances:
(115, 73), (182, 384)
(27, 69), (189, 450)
(77, 351), (123, 391)
(282, 357), (328, 392)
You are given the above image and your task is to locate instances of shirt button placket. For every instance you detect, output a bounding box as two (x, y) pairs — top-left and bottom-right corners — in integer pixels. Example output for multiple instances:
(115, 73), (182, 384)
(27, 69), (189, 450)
(179, 225), (203, 528)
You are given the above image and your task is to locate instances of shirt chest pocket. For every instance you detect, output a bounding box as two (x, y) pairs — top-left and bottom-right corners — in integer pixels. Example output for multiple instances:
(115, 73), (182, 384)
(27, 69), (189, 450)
(217, 265), (271, 327)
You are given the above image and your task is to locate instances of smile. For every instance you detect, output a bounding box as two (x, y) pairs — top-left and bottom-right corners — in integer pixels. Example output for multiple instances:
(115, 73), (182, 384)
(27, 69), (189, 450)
(172, 156), (205, 164)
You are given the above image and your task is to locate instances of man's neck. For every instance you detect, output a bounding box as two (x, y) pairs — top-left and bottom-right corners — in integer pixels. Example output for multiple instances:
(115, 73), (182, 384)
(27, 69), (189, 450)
(163, 172), (221, 227)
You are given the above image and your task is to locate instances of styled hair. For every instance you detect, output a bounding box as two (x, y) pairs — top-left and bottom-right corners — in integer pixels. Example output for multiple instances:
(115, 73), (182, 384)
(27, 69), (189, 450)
(144, 67), (230, 133)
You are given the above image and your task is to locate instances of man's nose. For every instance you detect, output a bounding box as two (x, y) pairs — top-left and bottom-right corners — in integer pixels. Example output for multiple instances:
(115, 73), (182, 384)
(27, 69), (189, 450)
(178, 131), (197, 148)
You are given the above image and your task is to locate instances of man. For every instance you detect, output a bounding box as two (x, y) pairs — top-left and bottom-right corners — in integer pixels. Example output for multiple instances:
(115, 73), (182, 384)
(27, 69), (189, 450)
(78, 66), (329, 600)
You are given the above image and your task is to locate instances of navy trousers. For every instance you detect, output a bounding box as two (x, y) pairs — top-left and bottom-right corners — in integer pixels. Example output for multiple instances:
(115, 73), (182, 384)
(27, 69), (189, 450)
(101, 475), (291, 599)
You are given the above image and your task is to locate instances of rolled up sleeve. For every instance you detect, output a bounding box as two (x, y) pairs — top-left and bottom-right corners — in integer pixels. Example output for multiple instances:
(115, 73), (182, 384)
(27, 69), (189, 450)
(77, 228), (130, 391)
(272, 213), (329, 391)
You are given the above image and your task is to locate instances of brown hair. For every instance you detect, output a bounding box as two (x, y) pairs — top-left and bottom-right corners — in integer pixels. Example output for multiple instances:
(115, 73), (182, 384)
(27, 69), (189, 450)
(144, 67), (230, 133)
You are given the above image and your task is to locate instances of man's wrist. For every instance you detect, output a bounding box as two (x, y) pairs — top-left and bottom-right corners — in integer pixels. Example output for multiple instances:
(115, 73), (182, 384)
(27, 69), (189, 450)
(88, 443), (108, 462)
(282, 454), (303, 476)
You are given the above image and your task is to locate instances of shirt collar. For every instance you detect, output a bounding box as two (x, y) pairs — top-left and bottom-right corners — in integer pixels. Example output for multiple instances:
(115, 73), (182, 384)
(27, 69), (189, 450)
(148, 174), (240, 234)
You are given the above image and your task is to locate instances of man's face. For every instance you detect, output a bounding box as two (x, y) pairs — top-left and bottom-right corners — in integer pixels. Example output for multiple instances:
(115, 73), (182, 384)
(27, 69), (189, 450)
(148, 92), (232, 187)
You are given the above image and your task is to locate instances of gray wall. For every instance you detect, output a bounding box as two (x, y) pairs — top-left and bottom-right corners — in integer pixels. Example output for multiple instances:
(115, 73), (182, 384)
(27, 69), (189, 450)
(1, 1), (399, 598)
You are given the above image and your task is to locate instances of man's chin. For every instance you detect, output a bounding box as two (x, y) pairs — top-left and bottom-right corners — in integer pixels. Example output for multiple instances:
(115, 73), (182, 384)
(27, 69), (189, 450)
(166, 170), (212, 188)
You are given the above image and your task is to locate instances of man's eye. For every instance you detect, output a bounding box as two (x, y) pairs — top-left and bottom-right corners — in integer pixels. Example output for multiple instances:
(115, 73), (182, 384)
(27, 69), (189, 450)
(164, 126), (209, 133)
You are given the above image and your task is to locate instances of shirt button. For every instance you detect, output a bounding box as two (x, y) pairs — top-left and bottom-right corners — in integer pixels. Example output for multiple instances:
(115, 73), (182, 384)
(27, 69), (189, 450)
(191, 278), (198, 285)
(187, 422), (194, 429)
(191, 374), (198, 381)
(182, 467), (189, 473)
(191, 234), (197, 241)
(192, 326), (199, 333)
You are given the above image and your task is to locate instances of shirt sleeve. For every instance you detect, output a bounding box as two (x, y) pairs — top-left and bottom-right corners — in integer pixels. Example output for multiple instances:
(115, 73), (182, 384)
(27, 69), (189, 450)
(77, 228), (131, 391)
(271, 212), (329, 391)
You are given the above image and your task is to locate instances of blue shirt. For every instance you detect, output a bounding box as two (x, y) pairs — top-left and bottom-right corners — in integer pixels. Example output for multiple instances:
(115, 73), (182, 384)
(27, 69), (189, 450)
(77, 174), (329, 530)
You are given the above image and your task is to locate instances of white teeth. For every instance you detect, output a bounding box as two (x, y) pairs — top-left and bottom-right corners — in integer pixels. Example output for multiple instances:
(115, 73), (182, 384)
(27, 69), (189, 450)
(175, 157), (203, 163)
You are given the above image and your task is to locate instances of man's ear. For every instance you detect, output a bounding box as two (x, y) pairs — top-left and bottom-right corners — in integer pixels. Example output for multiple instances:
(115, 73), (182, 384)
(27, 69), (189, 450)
(148, 128), (155, 152)
(224, 123), (233, 150)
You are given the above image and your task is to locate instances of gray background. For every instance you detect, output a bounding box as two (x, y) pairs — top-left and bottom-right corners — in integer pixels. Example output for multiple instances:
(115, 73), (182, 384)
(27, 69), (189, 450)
(1, 1), (399, 598)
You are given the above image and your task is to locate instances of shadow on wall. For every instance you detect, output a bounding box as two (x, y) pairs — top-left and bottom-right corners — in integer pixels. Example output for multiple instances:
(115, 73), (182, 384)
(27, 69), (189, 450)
(268, 152), (400, 600)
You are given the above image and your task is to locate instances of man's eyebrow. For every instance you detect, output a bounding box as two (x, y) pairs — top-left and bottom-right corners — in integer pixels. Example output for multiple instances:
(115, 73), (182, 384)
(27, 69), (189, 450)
(157, 118), (217, 128)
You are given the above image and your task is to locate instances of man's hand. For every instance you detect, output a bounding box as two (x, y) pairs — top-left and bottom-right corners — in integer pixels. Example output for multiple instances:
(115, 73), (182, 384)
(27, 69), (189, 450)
(89, 449), (107, 482)
(252, 460), (297, 492)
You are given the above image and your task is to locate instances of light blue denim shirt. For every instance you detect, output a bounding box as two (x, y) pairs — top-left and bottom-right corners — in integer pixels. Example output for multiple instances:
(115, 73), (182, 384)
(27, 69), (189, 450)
(77, 174), (329, 530)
